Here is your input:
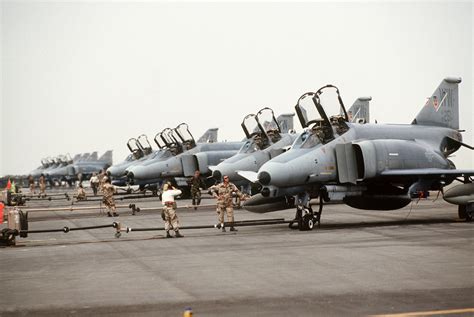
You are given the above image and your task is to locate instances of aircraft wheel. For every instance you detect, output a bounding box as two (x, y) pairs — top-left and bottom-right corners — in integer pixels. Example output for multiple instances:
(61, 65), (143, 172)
(299, 214), (314, 231)
(458, 205), (467, 220)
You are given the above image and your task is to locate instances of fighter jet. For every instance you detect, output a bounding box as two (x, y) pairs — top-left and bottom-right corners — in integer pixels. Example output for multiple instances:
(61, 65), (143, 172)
(67, 150), (113, 180)
(211, 108), (298, 191)
(242, 78), (474, 229)
(108, 128), (219, 186)
(127, 123), (243, 195)
(106, 135), (155, 184)
(214, 99), (372, 193)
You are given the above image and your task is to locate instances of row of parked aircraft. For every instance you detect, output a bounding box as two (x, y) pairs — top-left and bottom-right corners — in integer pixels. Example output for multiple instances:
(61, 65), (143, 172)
(22, 77), (473, 229)
(103, 77), (473, 229)
(29, 151), (113, 185)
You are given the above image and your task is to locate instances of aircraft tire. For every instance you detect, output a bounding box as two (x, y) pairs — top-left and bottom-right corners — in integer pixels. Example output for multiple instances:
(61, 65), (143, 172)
(458, 205), (467, 220)
(299, 214), (314, 231)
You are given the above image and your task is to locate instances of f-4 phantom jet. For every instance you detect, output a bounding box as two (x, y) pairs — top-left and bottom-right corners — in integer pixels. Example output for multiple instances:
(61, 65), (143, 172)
(243, 78), (474, 229)
(214, 98), (372, 194)
(127, 123), (243, 195)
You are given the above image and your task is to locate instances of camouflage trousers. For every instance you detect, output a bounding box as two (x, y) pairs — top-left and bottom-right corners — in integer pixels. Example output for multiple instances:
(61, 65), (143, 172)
(217, 205), (234, 224)
(163, 206), (179, 231)
(103, 196), (116, 212)
(29, 184), (35, 194)
(191, 189), (201, 206)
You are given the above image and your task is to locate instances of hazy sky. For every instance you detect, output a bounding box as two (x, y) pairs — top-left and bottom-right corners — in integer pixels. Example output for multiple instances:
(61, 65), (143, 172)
(1, 1), (473, 176)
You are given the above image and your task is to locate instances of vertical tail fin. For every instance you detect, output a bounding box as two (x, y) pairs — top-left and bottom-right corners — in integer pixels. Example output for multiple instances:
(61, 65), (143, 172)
(412, 77), (461, 129)
(87, 151), (98, 161)
(197, 128), (218, 143)
(98, 150), (113, 164)
(347, 97), (371, 123)
(277, 113), (295, 133)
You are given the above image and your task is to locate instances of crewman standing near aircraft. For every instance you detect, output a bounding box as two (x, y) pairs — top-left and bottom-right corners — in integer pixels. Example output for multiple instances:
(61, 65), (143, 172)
(98, 169), (106, 192)
(76, 183), (87, 201)
(102, 177), (118, 217)
(188, 170), (206, 210)
(89, 172), (99, 196)
(161, 182), (184, 238)
(210, 175), (246, 232)
(28, 175), (35, 194)
(39, 174), (46, 197)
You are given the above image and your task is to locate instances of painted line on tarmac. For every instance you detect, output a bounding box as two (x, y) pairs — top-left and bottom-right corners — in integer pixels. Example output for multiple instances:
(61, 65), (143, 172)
(371, 307), (474, 317)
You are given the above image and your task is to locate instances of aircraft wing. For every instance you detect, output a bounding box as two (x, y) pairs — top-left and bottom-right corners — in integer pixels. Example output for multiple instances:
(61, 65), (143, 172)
(237, 171), (259, 183)
(381, 168), (474, 178)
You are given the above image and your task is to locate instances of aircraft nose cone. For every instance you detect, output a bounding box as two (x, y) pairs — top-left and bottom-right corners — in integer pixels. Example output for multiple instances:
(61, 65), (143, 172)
(258, 171), (271, 185)
(212, 170), (222, 181)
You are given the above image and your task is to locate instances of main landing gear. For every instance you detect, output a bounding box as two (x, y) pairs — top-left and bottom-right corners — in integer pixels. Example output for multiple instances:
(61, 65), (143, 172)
(289, 193), (323, 231)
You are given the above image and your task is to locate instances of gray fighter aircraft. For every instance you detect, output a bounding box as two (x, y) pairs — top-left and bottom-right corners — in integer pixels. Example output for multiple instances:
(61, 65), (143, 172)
(242, 78), (474, 229)
(214, 99), (372, 193)
(106, 135), (155, 183)
(127, 123), (243, 195)
(108, 128), (219, 186)
(67, 150), (113, 180)
(211, 108), (298, 191)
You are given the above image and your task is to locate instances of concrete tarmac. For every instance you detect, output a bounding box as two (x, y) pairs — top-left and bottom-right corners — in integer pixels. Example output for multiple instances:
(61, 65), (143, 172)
(0, 190), (473, 316)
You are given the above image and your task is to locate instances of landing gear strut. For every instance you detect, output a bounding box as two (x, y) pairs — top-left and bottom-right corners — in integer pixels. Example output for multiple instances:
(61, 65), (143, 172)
(289, 193), (323, 231)
(458, 204), (473, 222)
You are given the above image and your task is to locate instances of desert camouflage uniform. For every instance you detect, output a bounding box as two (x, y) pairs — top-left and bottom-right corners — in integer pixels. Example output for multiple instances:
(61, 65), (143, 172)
(98, 171), (106, 192)
(102, 183), (116, 213)
(76, 187), (87, 200)
(28, 176), (36, 194)
(211, 182), (244, 225)
(162, 187), (183, 237)
(39, 175), (46, 197)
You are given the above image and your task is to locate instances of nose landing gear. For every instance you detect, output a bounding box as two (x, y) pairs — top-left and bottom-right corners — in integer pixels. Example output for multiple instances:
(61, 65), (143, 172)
(289, 194), (323, 231)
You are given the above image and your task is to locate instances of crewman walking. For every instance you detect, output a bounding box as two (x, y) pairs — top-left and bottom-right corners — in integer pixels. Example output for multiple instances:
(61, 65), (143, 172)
(161, 182), (184, 238)
(28, 175), (36, 194)
(39, 174), (46, 198)
(210, 175), (246, 232)
(89, 172), (99, 196)
(102, 177), (118, 217)
(188, 170), (206, 210)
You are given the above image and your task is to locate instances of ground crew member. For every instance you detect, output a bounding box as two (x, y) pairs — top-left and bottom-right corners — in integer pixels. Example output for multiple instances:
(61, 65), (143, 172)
(76, 183), (87, 201)
(89, 172), (99, 196)
(188, 170), (206, 210)
(98, 169), (106, 192)
(161, 182), (184, 238)
(102, 177), (118, 217)
(28, 175), (35, 194)
(39, 174), (46, 198)
(210, 175), (246, 232)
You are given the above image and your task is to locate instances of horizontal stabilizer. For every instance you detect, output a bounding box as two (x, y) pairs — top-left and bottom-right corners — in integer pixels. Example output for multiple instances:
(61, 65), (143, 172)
(237, 171), (259, 183)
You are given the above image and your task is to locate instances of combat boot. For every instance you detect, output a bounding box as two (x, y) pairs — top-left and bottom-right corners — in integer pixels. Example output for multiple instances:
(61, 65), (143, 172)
(107, 212), (112, 217)
(230, 227), (238, 232)
(221, 226), (226, 232)
(166, 231), (173, 238)
(175, 230), (184, 238)
(113, 213), (119, 217)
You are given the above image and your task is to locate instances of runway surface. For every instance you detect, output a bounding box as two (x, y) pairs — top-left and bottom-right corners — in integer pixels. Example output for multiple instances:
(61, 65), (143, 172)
(1, 189), (473, 316)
